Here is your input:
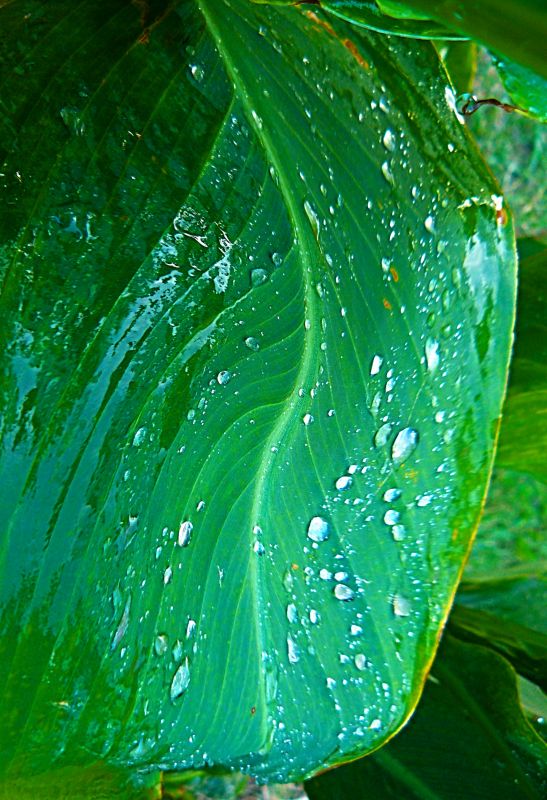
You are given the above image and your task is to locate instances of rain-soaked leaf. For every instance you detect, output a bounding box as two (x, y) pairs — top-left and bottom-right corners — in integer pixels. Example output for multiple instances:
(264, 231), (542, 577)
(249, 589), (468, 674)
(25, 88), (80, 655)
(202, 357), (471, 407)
(305, 636), (547, 800)
(297, 0), (547, 76)
(0, 0), (515, 787)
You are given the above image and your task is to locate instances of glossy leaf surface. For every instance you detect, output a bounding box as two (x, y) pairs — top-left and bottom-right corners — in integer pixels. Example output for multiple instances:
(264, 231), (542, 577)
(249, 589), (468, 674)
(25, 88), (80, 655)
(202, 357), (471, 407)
(301, 0), (547, 76)
(305, 637), (547, 800)
(492, 56), (547, 122)
(0, 0), (515, 785)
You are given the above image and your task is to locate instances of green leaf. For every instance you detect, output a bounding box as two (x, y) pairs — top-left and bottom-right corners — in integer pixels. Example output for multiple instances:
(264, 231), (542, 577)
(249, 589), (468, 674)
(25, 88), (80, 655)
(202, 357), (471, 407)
(299, 1), (547, 76)
(448, 604), (547, 690)
(0, 0), (515, 786)
(492, 55), (547, 122)
(266, 1), (463, 39)
(497, 248), (547, 480)
(437, 41), (478, 95)
(305, 636), (547, 800)
(458, 574), (547, 635)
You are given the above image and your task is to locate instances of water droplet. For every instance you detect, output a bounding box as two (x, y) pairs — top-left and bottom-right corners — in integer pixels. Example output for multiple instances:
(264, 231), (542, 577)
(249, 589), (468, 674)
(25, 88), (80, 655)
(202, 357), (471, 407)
(383, 488), (401, 502)
(132, 427), (147, 447)
(287, 636), (300, 664)
(244, 336), (260, 351)
(286, 603), (298, 624)
(391, 427), (419, 464)
(392, 524), (406, 541)
(374, 422), (392, 447)
(369, 718), (382, 731)
(416, 494), (433, 507)
(304, 200), (320, 237)
(425, 338), (440, 372)
(319, 568), (332, 580)
(434, 410), (445, 423)
(370, 354), (383, 375)
(393, 594), (411, 617)
(309, 609), (320, 624)
(354, 653), (368, 670)
(178, 521), (193, 547)
(190, 64), (204, 82)
(250, 268), (268, 287)
(154, 634), (168, 656)
(335, 475), (352, 491)
(350, 624), (363, 636)
(271, 251), (283, 267)
(216, 370), (231, 385)
(307, 516), (329, 542)
(163, 566), (173, 585)
(424, 215), (435, 234)
(334, 584), (354, 601)
(303, 413), (314, 426)
(170, 658), (190, 700)
(382, 129), (395, 152)
(253, 541), (265, 555)
(381, 161), (394, 185)
(383, 509), (400, 526)
(186, 619), (196, 639)
(251, 109), (263, 129)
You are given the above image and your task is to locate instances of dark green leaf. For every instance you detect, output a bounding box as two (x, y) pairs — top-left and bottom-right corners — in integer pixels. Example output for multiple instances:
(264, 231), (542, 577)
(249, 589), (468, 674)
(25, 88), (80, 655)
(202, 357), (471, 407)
(437, 41), (478, 95)
(0, 0), (515, 785)
(305, 637), (547, 800)
(321, 0), (547, 76)
(268, 1), (463, 39)
(448, 604), (547, 690)
(492, 55), (547, 122)
(458, 574), (547, 635)
(497, 248), (547, 480)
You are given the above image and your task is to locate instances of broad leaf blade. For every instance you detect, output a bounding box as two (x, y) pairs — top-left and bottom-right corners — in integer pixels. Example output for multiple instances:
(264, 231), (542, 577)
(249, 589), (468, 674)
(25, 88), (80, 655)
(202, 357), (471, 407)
(492, 56), (547, 122)
(305, 637), (547, 800)
(309, 0), (547, 76)
(0, 0), (515, 784)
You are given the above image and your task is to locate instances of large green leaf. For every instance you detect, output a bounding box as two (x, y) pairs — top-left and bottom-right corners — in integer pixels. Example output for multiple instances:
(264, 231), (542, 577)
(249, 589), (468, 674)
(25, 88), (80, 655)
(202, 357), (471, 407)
(0, 0), (515, 787)
(492, 56), (547, 122)
(305, 0), (547, 76)
(305, 636), (547, 799)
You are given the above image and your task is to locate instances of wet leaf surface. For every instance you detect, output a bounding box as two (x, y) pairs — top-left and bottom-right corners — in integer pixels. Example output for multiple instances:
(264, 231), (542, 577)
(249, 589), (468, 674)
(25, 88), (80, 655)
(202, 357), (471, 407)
(0, 0), (515, 785)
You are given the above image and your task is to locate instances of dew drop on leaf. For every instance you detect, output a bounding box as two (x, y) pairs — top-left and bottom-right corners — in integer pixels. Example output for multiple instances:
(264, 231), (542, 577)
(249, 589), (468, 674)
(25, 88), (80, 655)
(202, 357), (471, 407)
(374, 422), (392, 447)
(154, 634), (168, 656)
(334, 584), (354, 601)
(382, 129), (395, 152)
(307, 516), (329, 542)
(392, 524), (406, 542)
(391, 427), (419, 464)
(392, 594), (411, 617)
(170, 658), (190, 701)
(383, 488), (401, 502)
(287, 636), (300, 664)
(370, 354), (383, 375)
(216, 370), (231, 385)
(383, 509), (400, 526)
(335, 475), (352, 491)
(244, 336), (260, 351)
(250, 268), (268, 287)
(178, 520), (193, 547)
(354, 653), (368, 670)
(425, 337), (440, 372)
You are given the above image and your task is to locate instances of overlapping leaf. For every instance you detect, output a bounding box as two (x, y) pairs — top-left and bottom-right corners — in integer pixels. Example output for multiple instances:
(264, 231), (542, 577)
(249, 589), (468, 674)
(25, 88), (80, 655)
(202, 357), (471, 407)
(0, 0), (515, 787)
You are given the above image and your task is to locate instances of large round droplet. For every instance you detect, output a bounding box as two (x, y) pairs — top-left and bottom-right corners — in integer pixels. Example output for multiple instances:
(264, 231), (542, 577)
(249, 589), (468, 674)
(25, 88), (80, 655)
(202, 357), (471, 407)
(307, 516), (329, 542)
(178, 520), (193, 547)
(391, 427), (419, 464)
(334, 583), (354, 601)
